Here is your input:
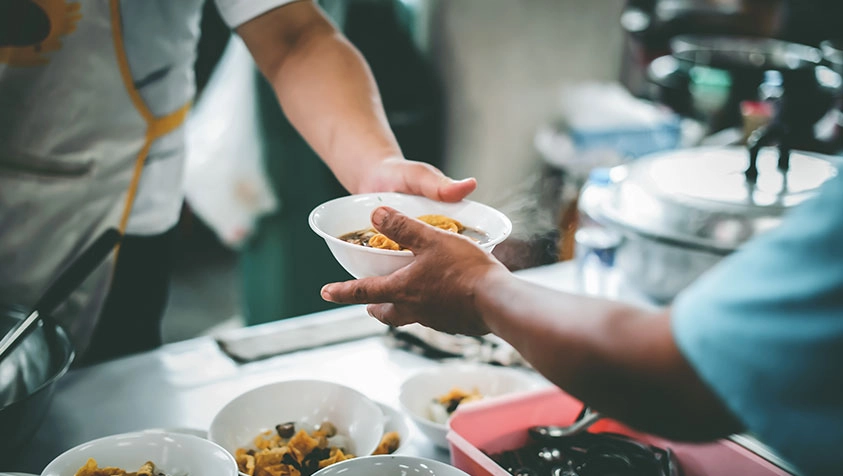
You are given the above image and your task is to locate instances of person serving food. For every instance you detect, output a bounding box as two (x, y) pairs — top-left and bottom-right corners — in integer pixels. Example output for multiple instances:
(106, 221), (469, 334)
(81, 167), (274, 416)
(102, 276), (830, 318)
(0, 0), (476, 364)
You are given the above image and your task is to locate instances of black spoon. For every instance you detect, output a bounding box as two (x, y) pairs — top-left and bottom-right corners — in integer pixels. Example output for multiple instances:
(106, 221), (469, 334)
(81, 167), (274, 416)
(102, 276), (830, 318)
(0, 228), (122, 361)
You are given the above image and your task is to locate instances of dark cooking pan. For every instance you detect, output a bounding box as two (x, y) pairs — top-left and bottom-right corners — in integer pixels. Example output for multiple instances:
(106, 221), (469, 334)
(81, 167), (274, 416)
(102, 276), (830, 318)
(0, 304), (74, 462)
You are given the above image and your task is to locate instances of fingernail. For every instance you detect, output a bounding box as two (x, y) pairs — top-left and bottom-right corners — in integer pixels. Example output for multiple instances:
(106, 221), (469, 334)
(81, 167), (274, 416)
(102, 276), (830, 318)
(320, 285), (333, 301)
(372, 207), (389, 227)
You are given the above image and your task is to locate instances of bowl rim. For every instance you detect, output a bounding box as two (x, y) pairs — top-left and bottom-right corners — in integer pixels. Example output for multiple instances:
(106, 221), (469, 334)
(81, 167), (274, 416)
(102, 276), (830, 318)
(308, 193), (513, 257)
(41, 430), (238, 475)
(311, 454), (471, 475)
(0, 306), (75, 410)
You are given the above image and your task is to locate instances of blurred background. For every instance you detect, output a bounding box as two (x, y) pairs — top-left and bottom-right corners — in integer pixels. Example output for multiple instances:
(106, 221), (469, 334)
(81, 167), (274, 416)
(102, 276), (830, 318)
(163, 0), (843, 343)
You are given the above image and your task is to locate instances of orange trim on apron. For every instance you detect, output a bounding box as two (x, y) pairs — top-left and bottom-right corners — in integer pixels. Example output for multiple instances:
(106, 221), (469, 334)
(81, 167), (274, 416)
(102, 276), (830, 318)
(109, 0), (192, 234)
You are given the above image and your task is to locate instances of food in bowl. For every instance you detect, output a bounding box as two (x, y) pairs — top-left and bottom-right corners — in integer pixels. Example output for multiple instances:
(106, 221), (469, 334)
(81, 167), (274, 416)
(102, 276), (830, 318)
(235, 422), (354, 476)
(74, 458), (178, 476)
(428, 387), (483, 424)
(371, 432), (400, 455)
(308, 193), (512, 278)
(399, 364), (545, 449)
(208, 380), (385, 463)
(234, 422), (400, 476)
(339, 214), (489, 251)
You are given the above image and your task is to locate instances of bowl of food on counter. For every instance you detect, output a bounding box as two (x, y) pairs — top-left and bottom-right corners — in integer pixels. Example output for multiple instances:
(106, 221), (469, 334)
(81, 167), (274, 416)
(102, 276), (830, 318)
(40, 430), (237, 476)
(308, 193), (512, 278)
(209, 379), (402, 476)
(399, 363), (547, 449)
(374, 401), (411, 455)
(312, 455), (470, 476)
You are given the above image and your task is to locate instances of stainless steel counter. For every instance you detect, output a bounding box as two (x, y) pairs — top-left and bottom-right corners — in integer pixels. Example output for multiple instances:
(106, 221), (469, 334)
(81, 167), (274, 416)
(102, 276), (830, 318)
(4, 262), (795, 474)
(7, 262), (584, 473)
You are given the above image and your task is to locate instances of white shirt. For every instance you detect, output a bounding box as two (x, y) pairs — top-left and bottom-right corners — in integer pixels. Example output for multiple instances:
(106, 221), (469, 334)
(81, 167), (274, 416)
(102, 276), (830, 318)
(0, 0), (297, 236)
(0, 0), (297, 349)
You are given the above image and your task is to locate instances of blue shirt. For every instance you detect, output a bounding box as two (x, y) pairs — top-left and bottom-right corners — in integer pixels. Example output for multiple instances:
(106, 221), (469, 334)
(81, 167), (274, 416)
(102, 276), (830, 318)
(672, 164), (843, 476)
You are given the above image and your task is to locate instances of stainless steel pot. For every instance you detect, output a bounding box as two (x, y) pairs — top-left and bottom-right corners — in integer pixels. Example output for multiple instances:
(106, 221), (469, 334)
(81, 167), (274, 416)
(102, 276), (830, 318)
(0, 304), (74, 461)
(579, 145), (839, 302)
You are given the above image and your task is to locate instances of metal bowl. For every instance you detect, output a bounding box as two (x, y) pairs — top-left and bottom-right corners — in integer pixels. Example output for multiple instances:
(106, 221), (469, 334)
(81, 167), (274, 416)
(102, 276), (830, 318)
(579, 146), (838, 302)
(0, 305), (74, 460)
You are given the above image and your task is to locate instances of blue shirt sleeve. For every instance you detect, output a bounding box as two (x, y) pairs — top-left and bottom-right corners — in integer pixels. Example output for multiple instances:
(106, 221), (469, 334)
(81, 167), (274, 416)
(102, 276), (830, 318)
(672, 165), (843, 476)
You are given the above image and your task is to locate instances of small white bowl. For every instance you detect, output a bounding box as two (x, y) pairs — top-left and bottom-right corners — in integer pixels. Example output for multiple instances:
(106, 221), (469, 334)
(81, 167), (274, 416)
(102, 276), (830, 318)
(41, 431), (237, 476)
(399, 363), (546, 448)
(309, 193), (512, 278)
(208, 380), (385, 461)
(312, 455), (470, 476)
(376, 402), (411, 455)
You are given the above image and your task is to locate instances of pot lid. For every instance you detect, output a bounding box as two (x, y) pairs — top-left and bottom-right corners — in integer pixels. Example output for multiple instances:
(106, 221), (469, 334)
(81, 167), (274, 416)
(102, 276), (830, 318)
(593, 146), (838, 253)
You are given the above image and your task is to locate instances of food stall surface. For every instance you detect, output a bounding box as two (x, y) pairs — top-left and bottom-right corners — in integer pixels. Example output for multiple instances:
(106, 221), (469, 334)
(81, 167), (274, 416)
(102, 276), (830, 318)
(4, 262), (794, 474)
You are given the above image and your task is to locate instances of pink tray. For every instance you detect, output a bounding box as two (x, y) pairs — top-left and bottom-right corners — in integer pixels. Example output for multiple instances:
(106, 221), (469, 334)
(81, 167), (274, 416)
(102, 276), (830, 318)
(447, 386), (792, 476)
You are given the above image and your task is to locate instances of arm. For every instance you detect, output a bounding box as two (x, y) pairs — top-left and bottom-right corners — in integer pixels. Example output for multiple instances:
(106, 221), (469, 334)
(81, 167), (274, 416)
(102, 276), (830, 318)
(236, 1), (476, 201)
(477, 273), (741, 441)
(321, 207), (742, 441)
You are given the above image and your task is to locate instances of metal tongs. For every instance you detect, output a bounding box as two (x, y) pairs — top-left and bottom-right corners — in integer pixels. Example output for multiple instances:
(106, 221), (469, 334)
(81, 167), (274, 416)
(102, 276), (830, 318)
(0, 228), (122, 362)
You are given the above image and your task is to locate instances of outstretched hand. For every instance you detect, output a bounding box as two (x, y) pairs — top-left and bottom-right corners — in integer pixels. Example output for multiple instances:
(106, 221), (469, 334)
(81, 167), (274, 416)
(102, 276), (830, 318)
(320, 206), (508, 335)
(357, 157), (477, 202)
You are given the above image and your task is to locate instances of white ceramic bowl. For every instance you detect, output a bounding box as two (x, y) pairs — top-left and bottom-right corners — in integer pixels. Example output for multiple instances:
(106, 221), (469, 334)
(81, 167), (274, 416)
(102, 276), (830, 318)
(399, 363), (546, 448)
(377, 402), (411, 454)
(309, 193), (512, 278)
(41, 431), (237, 476)
(312, 455), (470, 476)
(208, 380), (385, 461)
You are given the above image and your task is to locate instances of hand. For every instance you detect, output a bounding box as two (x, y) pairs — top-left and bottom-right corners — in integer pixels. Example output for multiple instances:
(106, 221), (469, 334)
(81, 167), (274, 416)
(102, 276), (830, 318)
(357, 157), (477, 202)
(320, 206), (508, 335)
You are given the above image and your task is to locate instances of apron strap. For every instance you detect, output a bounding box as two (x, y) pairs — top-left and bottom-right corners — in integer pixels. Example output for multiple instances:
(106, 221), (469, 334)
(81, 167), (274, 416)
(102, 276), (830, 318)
(109, 0), (192, 234)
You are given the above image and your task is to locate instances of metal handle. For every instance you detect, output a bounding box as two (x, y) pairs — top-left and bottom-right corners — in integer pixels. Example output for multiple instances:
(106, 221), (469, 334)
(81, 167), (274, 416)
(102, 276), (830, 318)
(745, 123), (791, 183)
(0, 228), (121, 362)
(529, 407), (603, 439)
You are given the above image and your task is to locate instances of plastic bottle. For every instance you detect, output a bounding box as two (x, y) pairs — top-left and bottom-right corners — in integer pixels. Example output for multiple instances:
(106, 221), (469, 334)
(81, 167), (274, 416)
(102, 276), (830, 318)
(575, 168), (622, 297)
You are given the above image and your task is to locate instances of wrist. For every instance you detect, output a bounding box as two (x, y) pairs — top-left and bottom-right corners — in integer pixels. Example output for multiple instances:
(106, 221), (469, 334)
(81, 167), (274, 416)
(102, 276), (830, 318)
(472, 264), (515, 334)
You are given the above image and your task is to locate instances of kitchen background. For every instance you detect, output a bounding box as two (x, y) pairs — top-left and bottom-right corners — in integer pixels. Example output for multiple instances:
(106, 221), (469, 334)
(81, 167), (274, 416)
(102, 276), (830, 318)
(161, 0), (843, 342)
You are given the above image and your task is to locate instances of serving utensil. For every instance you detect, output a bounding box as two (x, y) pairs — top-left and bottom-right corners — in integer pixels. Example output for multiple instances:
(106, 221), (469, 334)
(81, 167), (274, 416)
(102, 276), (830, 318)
(529, 406), (603, 440)
(0, 228), (121, 362)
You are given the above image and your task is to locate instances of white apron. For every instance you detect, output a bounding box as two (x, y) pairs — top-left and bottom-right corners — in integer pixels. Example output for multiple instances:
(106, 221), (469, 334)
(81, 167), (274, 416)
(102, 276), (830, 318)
(0, 0), (202, 353)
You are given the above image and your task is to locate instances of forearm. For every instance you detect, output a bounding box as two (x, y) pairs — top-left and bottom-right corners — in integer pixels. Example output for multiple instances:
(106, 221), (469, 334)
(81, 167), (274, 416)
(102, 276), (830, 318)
(475, 270), (742, 441)
(256, 23), (400, 193)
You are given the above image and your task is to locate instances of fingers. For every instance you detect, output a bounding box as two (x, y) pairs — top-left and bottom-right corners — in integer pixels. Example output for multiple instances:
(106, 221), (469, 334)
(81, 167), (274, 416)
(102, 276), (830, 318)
(438, 177), (477, 202)
(366, 303), (405, 327)
(370, 207), (433, 251)
(321, 275), (398, 304)
(401, 161), (476, 202)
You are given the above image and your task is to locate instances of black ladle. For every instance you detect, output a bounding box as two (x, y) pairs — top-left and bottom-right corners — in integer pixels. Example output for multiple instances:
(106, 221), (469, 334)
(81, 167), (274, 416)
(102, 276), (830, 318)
(0, 228), (122, 362)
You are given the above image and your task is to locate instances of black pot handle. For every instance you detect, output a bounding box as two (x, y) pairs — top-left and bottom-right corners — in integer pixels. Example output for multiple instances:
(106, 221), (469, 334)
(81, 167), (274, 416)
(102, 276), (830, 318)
(745, 123), (790, 183)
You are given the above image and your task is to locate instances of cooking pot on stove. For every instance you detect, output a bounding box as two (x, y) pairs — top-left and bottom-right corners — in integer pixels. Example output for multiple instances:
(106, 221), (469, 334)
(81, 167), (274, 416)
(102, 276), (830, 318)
(579, 144), (839, 302)
(0, 304), (74, 462)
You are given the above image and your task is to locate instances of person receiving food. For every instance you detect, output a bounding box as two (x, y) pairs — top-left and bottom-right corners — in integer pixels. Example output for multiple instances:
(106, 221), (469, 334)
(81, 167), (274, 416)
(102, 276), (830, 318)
(320, 168), (843, 475)
(0, 0), (476, 364)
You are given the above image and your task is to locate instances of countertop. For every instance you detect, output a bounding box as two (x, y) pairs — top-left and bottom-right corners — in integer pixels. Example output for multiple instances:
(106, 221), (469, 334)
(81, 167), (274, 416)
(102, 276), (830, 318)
(4, 262), (795, 474)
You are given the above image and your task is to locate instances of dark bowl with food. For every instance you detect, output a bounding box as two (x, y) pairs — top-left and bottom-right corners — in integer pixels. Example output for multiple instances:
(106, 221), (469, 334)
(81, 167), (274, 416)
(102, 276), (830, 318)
(0, 304), (74, 460)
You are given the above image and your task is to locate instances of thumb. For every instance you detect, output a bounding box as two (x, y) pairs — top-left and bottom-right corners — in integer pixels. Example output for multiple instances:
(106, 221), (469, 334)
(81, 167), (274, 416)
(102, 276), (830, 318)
(371, 207), (432, 251)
